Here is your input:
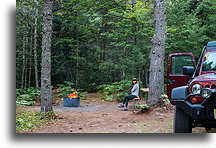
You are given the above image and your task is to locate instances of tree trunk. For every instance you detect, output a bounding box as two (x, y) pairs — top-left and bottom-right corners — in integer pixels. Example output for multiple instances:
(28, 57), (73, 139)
(24, 27), (29, 88)
(21, 30), (26, 88)
(122, 69), (125, 81)
(75, 39), (79, 89)
(147, 0), (167, 106)
(41, 0), (53, 112)
(28, 30), (33, 87)
(100, 8), (108, 62)
(34, 0), (39, 89)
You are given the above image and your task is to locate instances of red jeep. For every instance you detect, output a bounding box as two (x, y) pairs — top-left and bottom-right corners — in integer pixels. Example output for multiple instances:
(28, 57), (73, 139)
(167, 41), (216, 133)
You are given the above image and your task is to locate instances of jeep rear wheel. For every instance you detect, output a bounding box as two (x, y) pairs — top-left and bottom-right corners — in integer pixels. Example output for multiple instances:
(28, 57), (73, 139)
(174, 106), (192, 133)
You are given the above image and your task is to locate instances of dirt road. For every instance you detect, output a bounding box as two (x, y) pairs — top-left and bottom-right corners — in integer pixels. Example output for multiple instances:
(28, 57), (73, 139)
(27, 102), (172, 133)
(23, 94), (214, 133)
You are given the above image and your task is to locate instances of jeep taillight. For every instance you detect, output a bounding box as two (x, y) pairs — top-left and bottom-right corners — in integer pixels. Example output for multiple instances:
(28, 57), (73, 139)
(188, 95), (205, 104)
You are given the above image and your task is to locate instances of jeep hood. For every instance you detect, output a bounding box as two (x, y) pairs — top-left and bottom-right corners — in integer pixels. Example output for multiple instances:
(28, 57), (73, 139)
(191, 73), (216, 83)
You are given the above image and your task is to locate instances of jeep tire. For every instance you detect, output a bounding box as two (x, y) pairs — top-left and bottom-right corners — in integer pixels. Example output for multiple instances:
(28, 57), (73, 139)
(174, 106), (192, 133)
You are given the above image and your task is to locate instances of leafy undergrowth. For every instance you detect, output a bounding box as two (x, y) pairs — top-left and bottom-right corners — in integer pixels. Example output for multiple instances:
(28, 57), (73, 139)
(16, 87), (40, 106)
(16, 80), (146, 107)
(16, 82), (89, 106)
(136, 104), (149, 109)
(53, 81), (89, 98)
(96, 80), (131, 102)
(97, 80), (147, 102)
(16, 109), (60, 133)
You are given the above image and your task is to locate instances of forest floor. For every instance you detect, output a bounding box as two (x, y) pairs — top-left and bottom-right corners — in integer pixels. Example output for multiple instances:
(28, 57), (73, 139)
(18, 93), (215, 133)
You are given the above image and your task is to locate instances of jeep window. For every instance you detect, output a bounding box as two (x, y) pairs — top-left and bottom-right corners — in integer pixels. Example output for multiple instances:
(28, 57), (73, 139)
(171, 55), (194, 75)
(202, 51), (216, 71)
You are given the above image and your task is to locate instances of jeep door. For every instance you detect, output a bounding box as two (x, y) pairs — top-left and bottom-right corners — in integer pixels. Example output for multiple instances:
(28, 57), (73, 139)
(167, 53), (196, 99)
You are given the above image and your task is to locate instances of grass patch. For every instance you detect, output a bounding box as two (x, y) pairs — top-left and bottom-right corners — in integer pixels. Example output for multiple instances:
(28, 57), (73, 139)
(16, 109), (59, 133)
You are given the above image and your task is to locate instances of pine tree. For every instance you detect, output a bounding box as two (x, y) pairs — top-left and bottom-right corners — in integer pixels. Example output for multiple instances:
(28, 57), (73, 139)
(147, 0), (167, 106)
(41, 0), (53, 112)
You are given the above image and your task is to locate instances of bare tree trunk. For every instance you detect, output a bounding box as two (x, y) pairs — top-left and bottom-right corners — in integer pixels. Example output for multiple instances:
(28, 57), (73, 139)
(145, 67), (149, 87)
(34, 0), (39, 89)
(147, 0), (167, 106)
(122, 69), (125, 81)
(75, 40), (79, 89)
(123, 46), (126, 81)
(28, 30), (33, 87)
(41, 0), (53, 112)
(24, 27), (29, 88)
(100, 8), (108, 62)
(21, 31), (26, 88)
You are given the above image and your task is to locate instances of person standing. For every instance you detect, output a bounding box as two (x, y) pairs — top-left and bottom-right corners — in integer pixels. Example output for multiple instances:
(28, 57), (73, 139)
(118, 78), (139, 111)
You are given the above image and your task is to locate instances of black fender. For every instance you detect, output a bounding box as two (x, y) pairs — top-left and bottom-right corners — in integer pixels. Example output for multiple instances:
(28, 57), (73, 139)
(171, 86), (188, 101)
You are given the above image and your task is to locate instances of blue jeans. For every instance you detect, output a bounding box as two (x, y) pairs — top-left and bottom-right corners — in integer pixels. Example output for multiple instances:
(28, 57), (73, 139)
(123, 94), (137, 107)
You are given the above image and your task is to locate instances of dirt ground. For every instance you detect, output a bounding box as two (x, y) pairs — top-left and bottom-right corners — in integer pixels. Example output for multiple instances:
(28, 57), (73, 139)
(21, 93), (215, 133)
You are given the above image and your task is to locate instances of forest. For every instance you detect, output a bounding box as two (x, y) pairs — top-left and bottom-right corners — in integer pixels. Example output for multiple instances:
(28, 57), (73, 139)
(15, 0), (216, 133)
(16, 0), (216, 91)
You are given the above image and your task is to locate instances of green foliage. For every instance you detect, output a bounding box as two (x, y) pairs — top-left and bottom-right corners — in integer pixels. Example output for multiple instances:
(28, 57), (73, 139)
(16, 110), (59, 132)
(124, 1), (152, 21)
(97, 80), (145, 102)
(78, 91), (88, 100)
(16, 0), (153, 90)
(16, 0), (44, 88)
(105, 95), (113, 101)
(40, 111), (59, 120)
(16, 0), (216, 92)
(50, 0), (153, 89)
(115, 92), (128, 102)
(55, 81), (75, 97)
(16, 88), (40, 106)
(166, 0), (216, 56)
(97, 80), (132, 102)
(55, 81), (88, 99)
(81, 100), (90, 104)
(16, 100), (36, 106)
(56, 85), (72, 97)
(136, 104), (149, 109)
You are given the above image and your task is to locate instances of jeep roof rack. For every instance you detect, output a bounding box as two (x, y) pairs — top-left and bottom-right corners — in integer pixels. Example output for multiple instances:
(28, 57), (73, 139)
(206, 41), (216, 50)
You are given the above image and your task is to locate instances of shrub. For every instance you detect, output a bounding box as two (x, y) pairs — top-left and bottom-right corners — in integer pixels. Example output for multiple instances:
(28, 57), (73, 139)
(136, 104), (149, 109)
(115, 92), (128, 102)
(78, 91), (88, 100)
(16, 87), (40, 106)
(54, 82), (88, 99)
(97, 80), (137, 102)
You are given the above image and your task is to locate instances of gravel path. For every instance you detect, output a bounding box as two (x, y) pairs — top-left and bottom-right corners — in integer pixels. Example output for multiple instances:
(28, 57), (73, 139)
(54, 102), (118, 113)
(28, 102), (118, 113)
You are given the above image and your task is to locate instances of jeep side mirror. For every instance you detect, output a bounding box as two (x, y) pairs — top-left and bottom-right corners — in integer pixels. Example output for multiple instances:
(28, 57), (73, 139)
(183, 66), (195, 75)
